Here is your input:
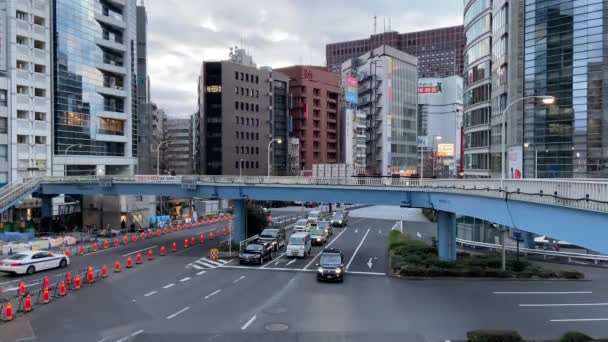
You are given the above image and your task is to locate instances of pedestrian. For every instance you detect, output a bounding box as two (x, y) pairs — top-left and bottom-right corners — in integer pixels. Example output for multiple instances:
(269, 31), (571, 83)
(121, 219), (126, 230)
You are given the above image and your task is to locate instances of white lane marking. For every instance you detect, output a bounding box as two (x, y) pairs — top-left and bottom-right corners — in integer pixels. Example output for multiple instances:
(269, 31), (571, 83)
(348, 271), (386, 276)
(217, 259), (228, 264)
(520, 303), (608, 307)
(116, 337), (129, 342)
(179, 277), (191, 282)
(303, 228), (349, 270)
(204, 289), (222, 299)
(196, 270), (206, 276)
(96, 339), (106, 342)
(200, 258), (223, 266)
(194, 261), (218, 268)
(166, 306), (190, 320)
(260, 252), (285, 268)
(221, 265), (315, 272)
(162, 283), (175, 289)
(241, 315), (257, 330)
(286, 259), (297, 266)
(131, 330), (144, 337)
(144, 291), (157, 297)
(233, 275), (246, 283)
(122, 246), (158, 257)
(494, 291), (592, 295)
(551, 318), (608, 322)
(190, 264), (205, 270)
(366, 258), (373, 270)
(346, 228), (370, 271)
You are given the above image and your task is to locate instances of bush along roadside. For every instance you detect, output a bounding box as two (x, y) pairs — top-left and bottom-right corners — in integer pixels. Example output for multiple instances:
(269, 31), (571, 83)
(466, 329), (594, 342)
(388, 230), (584, 279)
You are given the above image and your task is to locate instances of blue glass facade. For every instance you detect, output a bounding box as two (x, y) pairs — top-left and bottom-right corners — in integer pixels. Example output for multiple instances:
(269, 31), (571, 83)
(53, 0), (136, 157)
(524, 0), (608, 178)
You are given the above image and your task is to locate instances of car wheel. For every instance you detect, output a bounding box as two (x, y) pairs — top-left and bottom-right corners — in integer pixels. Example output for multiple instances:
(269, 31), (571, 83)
(59, 258), (68, 268)
(26, 266), (35, 275)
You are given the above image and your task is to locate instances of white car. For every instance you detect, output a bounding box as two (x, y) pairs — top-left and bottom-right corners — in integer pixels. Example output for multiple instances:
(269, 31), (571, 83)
(294, 219), (309, 232)
(287, 232), (312, 258)
(0, 251), (70, 275)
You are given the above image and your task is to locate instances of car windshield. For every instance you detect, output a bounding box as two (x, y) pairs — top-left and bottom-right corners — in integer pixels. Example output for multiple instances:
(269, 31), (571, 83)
(310, 229), (325, 236)
(295, 219), (307, 226)
(333, 214), (343, 220)
(317, 221), (329, 228)
(245, 244), (263, 252)
(320, 254), (341, 266)
(289, 236), (305, 245)
(6, 253), (28, 260)
(260, 230), (278, 238)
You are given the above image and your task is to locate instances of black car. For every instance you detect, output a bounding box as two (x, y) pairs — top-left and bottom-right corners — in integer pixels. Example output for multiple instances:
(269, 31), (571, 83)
(239, 241), (273, 265)
(258, 228), (286, 251)
(317, 248), (345, 282)
(330, 214), (347, 227)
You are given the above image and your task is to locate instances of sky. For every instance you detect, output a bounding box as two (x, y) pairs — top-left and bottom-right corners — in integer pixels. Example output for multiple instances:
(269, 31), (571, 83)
(145, 0), (464, 117)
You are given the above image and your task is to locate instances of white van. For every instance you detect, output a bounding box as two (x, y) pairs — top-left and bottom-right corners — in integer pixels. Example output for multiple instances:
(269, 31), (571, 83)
(307, 210), (321, 224)
(294, 219), (309, 232)
(287, 232), (312, 258)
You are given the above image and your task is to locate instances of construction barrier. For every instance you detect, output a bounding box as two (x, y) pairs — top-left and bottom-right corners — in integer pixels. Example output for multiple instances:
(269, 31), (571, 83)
(210, 248), (219, 261)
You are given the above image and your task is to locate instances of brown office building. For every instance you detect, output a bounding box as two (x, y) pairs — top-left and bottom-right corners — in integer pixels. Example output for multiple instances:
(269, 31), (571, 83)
(326, 25), (464, 78)
(275, 66), (341, 173)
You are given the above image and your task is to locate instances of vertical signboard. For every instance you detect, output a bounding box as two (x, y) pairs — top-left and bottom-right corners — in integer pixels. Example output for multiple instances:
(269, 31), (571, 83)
(344, 75), (358, 105)
(508, 146), (523, 179)
(0, 11), (6, 72)
(344, 108), (354, 166)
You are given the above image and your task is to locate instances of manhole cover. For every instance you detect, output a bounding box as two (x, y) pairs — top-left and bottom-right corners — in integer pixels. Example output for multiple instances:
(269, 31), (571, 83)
(265, 323), (289, 332)
(265, 307), (287, 314)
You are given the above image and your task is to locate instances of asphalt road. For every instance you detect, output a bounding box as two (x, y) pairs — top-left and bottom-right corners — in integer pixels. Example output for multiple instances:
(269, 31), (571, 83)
(1, 211), (607, 342)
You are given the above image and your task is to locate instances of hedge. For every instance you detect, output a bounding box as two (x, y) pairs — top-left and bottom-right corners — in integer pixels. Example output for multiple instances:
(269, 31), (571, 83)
(467, 329), (522, 342)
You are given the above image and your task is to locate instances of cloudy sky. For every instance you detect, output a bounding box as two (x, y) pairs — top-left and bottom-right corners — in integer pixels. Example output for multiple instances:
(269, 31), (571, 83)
(145, 0), (463, 117)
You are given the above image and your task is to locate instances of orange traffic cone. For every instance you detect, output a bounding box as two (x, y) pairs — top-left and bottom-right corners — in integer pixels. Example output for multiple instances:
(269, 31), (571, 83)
(42, 287), (50, 304)
(190, 236), (195, 246)
(103, 240), (109, 249)
(18, 281), (26, 297)
(43, 276), (49, 289)
(156, 229), (161, 237)
(132, 234), (137, 242)
(59, 281), (66, 296)
(177, 224), (182, 231)
(160, 245), (165, 256)
(114, 238), (119, 247)
(136, 253), (142, 264)
(200, 234), (205, 244)
(216, 229), (220, 237)
(5, 302), (12, 320)
(147, 249), (153, 260)
(92, 242), (98, 252)
(223, 227), (227, 236)
(65, 271), (72, 285)
(79, 245), (84, 255)
(184, 239), (189, 249)
(172, 242), (177, 252)
(74, 274), (81, 290)
(115, 260), (121, 272)
(87, 266), (94, 283)
(126, 256), (133, 268)
(163, 227), (168, 234)
(209, 231), (214, 240)
(140, 232), (146, 240)
(171, 226), (175, 233)
(24, 294), (32, 312)
(123, 236), (129, 245)
(101, 264), (108, 278)
(65, 248), (71, 257)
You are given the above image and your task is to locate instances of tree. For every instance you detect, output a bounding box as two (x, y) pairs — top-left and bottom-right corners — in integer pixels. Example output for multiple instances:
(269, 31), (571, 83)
(246, 202), (269, 238)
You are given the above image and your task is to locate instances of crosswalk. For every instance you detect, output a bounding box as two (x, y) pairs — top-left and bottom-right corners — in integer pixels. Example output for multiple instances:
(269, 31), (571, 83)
(186, 257), (229, 270)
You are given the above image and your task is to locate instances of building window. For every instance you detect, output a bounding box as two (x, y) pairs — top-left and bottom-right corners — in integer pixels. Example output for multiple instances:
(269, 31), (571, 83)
(0, 118), (6, 133)
(256, 133), (259, 140)
(34, 88), (46, 97)
(245, 161), (249, 168)
(240, 132), (244, 139)
(246, 118), (250, 126)
(0, 145), (7, 161)
(17, 60), (28, 70)
(256, 119), (259, 126)
(236, 131), (239, 139)
(256, 147), (259, 154)
(240, 102), (244, 110)
(255, 76), (259, 84)
(17, 110), (28, 119)
(16, 85), (28, 95)
(255, 90), (259, 98)
(256, 161), (259, 168)
(255, 104), (259, 112)
(246, 74), (249, 82)
(16, 35), (28, 46)
(16, 11), (28, 21)
(235, 116), (239, 124)
(33, 40), (45, 50)
(240, 117), (244, 124)
(99, 118), (124, 135)
(33, 16), (45, 26)
(235, 101), (239, 110)
(235, 161), (239, 168)
(65, 112), (87, 127)
(35, 112), (46, 121)
(35, 136), (46, 144)
(235, 71), (239, 80)
(246, 146), (250, 154)
(245, 103), (249, 111)
(235, 86), (238, 94)
(17, 135), (27, 144)
(240, 72), (243, 80)
(235, 146), (239, 154)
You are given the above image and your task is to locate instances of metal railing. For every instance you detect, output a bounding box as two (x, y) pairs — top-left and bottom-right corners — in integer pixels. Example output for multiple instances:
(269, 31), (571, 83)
(0, 178), (42, 211)
(456, 238), (608, 266)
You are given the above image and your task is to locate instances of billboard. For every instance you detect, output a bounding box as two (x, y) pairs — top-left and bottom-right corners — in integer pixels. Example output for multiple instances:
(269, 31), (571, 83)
(417, 136), (428, 148)
(437, 144), (454, 157)
(418, 80), (443, 94)
(508, 146), (523, 179)
(344, 75), (358, 105)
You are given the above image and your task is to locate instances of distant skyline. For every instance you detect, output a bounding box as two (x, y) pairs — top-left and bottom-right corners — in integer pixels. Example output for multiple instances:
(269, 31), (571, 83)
(146, 0), (463, 116)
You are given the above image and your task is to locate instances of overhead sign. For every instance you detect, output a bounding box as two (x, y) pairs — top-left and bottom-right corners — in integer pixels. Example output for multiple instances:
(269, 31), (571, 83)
(418, 81), (443, 94)
(437, 144), (454, 157)
(417, 136), (429, 148)
(344, 75), (358, 105)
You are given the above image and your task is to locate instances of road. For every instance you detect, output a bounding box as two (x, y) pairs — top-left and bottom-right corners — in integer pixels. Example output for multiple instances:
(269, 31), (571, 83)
(0, 207), (607, 342)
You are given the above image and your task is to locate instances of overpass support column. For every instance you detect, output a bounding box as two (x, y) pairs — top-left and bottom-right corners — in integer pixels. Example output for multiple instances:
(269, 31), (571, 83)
(522, 231), (535, 249)
(233, 199), (247, 243)
(40, 195), (53, 231)
(438, 210), (457, 262)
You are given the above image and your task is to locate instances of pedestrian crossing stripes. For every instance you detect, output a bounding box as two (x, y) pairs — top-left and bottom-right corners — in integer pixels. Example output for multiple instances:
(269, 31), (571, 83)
(186, 257), (229, 270)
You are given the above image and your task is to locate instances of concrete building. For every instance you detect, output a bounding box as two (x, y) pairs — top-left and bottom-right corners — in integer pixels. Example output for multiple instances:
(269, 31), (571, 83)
(136, 4), (153, 174)
(418, 75), (464, 177)
(275, 66), (341, 173)
(342, 45), (418, 176)
(150, 102), (165, 173)
(164, 117), (193, 175)
(198, 48), (289, 176)
(327, 25), (464, 77)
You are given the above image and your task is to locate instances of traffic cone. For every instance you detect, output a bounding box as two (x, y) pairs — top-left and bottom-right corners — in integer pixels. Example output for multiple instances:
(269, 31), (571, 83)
(147, 249), (153, 260)
(24, 294), (32, 312)
(65, 271), (72, 285)
(216, 229), (220, 237)
(136, 253), (142, 264)
(114, 260), (121, 272)
(5, 303), (12, 320)
(190, 236), (195, 246)
(92, 242), (98, 252)
(209, 231), (214, 240)
(160, 245), (165, 256)
(65, 248), (71, 257)
(114, 238), (119, 247)
(223, 227), (227, 236)
(156, 229), (161, 237)
(42, 287), (50, 304)
(189, 222), (193, 228)
(18, 281), (26, 297)
(59, 281), (66, 296)
(184, 239), (189, 249)
(172, 242), (177, 252)
(123, 236), (129, 245)
(103, 240), (109, 249)
(74, 275), (81, 290)
(43, 276), (49, 289)
(79, 245), (84, 255)
(87, 266), (94, 283)
(171, 226), (175, 233)
(132, 234), (137, 242)
(163, 227), (168, 235)
(126, 256), (133, 268)
(177, 224), (181, 231)
(140, 232), (146, 240)
(200, 234), (205, 244)
(101, 264), (108, 278)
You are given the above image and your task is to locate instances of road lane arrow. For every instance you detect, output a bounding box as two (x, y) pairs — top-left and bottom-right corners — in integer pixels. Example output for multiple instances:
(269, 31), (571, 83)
(354, 229), (358, 234)
(416, 232), (422, 239)
(367, 258), (373, 269)
(286, 259), (297, 266)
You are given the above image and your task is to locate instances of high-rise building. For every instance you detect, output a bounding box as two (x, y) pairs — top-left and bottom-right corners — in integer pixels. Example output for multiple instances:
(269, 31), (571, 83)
(274, 66), (341, 173)
(136, 4), (152, 174)
(418, 76), (464, 177)
(164, 116), (193, 175)
(327, 26), (464, 77)
(198, 49), (289, 176)
(150, 102), (165, 173)
(51, 0), (137, 177)
(523, 0), (608, 178)
(342, 45), (418, 176)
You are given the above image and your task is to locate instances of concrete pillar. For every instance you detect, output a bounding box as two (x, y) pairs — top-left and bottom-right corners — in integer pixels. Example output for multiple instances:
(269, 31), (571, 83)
(438, 210), (457, 262)
(522, 231), (535, 249)
(40, 195), (54, 231)
(233, 199), (247, 243)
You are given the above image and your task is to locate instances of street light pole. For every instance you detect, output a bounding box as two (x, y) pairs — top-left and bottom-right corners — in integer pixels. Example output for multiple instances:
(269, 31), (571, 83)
(500, 96), (555, 189)
(267, 138), (283, 177)
(64, 144), (83, 176)
(155, 141), (169, 216)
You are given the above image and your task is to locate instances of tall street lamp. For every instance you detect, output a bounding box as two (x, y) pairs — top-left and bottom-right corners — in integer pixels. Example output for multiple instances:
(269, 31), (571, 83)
(267, 138), (283, 177)
(64, 144), (83, 176)
(500, 96), (555, 189)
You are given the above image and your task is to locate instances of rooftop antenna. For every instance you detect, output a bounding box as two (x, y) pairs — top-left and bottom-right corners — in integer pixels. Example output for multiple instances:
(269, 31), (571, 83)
(383, 18), (386, 34)
(389, 17), (391, 32)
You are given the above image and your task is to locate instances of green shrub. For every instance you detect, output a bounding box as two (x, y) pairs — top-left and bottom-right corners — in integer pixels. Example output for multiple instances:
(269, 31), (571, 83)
(559, 270), (584, 279)
(560, 331), (592, 342)
(510, 260), (527, 272)
(466, 329), (522, 342)
(388, 230), (408, 249)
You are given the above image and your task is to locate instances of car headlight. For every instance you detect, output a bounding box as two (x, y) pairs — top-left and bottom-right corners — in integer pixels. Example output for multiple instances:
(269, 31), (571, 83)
(335, 268), (342, 274)
(272, 241), (277, 245)
(317, 267), (323, 273)
(317, 238), (321, 241)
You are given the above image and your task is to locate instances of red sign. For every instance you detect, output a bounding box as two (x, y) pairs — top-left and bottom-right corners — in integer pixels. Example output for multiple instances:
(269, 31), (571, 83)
(345, 75), (358, 87)
(303, 69), (313, 81)
(418, 86), (441, 94)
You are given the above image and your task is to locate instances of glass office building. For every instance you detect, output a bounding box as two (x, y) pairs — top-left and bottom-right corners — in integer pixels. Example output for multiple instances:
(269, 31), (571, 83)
(524, 0), (608, 178)
(53, 0), (137, 175)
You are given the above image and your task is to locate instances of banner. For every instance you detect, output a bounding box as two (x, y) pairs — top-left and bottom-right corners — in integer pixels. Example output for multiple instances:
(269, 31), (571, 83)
(344, 75), (359, 105)
(135, 175), (182, 183)
(437, 144), (454, 157)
